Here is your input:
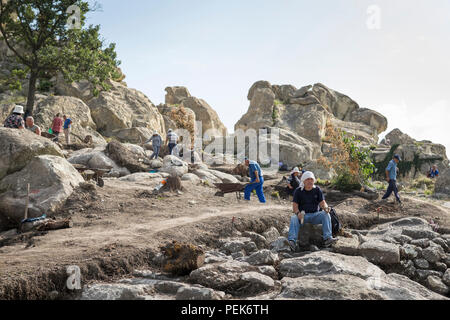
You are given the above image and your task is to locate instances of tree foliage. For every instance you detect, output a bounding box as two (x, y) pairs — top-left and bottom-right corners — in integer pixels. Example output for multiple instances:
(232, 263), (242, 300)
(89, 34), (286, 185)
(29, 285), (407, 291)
(0, 0), (120, 114)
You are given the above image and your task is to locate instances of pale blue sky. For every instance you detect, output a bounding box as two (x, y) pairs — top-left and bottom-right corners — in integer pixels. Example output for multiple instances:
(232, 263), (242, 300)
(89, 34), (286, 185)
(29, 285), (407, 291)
(86, 0), (450, 158)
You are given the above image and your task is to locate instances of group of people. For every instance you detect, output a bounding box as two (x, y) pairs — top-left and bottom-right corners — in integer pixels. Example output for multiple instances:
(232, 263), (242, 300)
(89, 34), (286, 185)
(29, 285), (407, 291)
(242, 153), (442, 252)
(50, 113), (72, 144)
(3, 105), (73, 144)
(145, 128), (179, 160)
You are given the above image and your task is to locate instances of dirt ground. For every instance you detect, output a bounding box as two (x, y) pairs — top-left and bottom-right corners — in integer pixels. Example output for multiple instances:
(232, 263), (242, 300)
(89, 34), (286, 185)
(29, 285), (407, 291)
(0, 174), (449, 299)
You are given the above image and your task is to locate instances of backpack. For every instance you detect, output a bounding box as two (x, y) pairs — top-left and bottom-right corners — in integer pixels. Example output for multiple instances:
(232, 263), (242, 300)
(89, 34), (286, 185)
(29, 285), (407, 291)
(329, 207), (341, 237)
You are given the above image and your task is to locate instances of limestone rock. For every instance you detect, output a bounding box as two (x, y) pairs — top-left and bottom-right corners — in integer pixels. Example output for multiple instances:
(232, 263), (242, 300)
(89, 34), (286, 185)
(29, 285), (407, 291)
(426, 276), (449, 296)
(165, 86), (191, 105)
(245, 249), (279, 266)
(0, 128), (64, 180)
(0, 155), (84, 230)
(180, 97), (228, 137)
(311, 83), (359, 121)
(359, 240), (400, 266)
(279, 251), (385, 279)
(349, 108), (388, 135)
(88, 80), (165, 137)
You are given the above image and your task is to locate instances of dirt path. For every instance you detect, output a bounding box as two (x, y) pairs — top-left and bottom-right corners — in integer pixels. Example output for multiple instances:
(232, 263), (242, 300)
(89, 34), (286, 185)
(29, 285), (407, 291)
(0, 178), (291, 299)
(1, 175), (448, 299)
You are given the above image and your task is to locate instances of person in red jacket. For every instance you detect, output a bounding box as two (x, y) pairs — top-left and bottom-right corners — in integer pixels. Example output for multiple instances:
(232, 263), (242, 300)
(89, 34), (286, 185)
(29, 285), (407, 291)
(51, 113), (63, 142)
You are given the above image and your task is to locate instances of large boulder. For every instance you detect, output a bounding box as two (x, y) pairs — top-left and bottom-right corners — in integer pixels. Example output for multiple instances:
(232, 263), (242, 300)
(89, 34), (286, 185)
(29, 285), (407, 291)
(0, 128), (64, 180)
(88, 80), (165, 137)
(160, 155), (189, 177)
(165, 86), (191, 105)
(110, 127), (153, 145)
(275, 103), (329, 145)
(279, 251), (384, 279)
(34, 95), (106, 145)
(311, 83), (359, 121)
(180, 97), (228, 137)
(235, 88), (276, 132)
(255, 128), (322, 168)
(383, 128), (415, 146)
(277, 273), (447, 300)
(349, 108), (388, 135)
(272, 84), (297, 103)
(0, 155), (84, 230)
(330, 117), (379, 145)
(156, 104), (196, 135)
(105, 141), (148, 173)
(247, 80), (272, 101)
(55, 73), (95, 103)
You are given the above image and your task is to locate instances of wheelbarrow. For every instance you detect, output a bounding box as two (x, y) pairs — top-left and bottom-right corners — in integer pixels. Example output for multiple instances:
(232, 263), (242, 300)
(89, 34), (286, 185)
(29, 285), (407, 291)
(72, 164), (109, 187)
(214, 183), (246, 200)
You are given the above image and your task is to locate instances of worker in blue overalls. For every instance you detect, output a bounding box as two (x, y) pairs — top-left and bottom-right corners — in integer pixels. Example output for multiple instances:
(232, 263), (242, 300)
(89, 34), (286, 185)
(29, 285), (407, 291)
(244, 158), (266, 203)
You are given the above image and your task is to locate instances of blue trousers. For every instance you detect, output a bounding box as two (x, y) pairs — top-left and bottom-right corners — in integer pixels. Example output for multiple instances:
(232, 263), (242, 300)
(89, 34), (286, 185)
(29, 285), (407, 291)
(168, 143), (176, 155)
(288, 211), (333, 242)
(382, 179), (401, 202)
(244, 178), (266, 203)
(150, 145), (160, 160)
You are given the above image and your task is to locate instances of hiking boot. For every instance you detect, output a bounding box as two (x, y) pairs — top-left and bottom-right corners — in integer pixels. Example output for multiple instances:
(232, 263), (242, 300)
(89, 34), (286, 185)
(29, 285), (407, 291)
(323, 237), (338, 247)
(288, 240), (297, 252)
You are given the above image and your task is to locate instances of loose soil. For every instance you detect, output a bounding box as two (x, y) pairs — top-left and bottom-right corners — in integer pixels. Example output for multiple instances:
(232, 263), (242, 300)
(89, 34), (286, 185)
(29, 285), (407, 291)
(0, 174), (449, 300)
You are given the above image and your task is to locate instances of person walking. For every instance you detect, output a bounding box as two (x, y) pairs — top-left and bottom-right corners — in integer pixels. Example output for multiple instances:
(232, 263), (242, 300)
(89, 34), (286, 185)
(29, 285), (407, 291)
(51, 113), (63, 142)
(146, 131), (163, 160)
(381, 154), (402, 204)
(243, 158), (266, 203)
(63, 115), (72, 144)
(166, 129), (178, 155)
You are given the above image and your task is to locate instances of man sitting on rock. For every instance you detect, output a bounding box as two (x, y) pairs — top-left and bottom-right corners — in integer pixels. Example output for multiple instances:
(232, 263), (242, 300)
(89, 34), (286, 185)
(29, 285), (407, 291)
(381, 154), (402, 204)
(287, 171), (338, 250)
(25, 116), (41, 135)
(3, 105), (25, 129)
(244, 158), (266, 203)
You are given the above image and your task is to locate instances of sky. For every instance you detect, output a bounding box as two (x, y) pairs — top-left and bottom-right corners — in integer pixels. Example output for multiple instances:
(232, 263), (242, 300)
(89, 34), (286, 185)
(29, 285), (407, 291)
(85, 0), (450, 158)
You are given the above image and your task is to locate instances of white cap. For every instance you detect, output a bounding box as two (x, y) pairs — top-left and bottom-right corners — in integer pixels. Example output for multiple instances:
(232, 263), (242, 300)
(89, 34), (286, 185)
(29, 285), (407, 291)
(153, 130), (159, 135)
(299, 171), (316, 190)
(13, 105), (24, 114)
(291, 167), (300, 174)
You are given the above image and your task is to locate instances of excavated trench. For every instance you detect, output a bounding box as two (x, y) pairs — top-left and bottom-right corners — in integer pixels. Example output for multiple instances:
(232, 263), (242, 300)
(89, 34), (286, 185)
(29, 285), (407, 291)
(1, 193), (448, 300)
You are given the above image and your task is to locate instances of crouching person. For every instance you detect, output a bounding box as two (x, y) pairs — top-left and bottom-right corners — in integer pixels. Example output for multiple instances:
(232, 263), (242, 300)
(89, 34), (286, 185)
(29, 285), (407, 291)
(287, 171), (338, 250)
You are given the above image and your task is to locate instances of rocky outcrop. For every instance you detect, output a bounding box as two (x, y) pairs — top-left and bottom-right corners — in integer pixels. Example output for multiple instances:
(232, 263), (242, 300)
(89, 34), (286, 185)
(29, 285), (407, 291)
(375, 128), (448, 179)
(312, 83), (359, 121)
(181, 97), (228, 137)
(165, 87), (191, 105)
(34, 96), (106, 145)
(88, 80), (165, 138)
(0, 155), (84, 230)
(349, 108), (388, 135)
(435, 168), (450, 198)
(0, 128), (64, 180)
(164, 86), (228, 137)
